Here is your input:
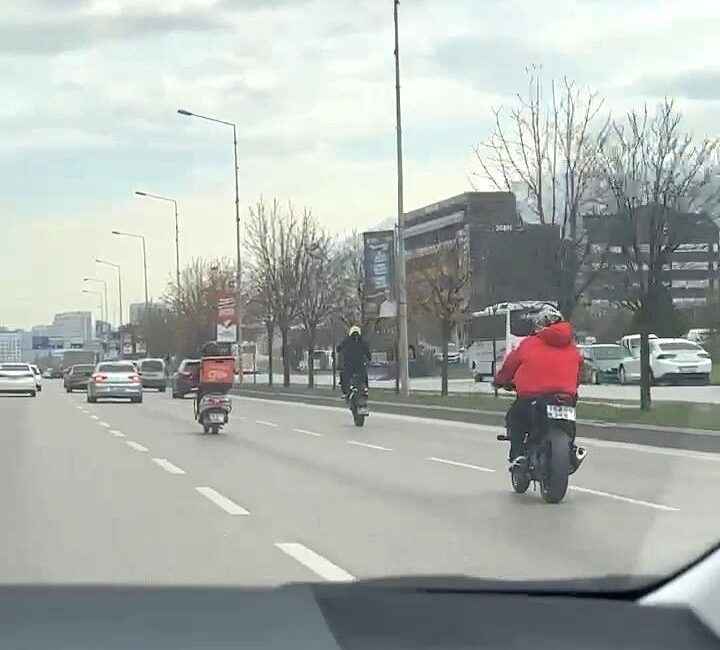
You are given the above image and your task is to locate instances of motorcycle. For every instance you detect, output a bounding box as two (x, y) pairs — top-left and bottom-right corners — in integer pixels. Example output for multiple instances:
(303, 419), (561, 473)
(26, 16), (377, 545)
(195, 393), (232, 435)
(497, 392), (587, 504)
(348, 373), (369, 427)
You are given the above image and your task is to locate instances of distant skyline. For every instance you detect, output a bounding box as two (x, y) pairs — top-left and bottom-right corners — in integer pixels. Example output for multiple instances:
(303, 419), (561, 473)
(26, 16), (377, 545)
(3, 0), (720, 327)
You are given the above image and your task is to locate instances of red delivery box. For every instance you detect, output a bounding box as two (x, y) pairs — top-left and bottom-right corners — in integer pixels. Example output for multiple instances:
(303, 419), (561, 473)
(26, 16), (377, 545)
(199, 357), (235, 386)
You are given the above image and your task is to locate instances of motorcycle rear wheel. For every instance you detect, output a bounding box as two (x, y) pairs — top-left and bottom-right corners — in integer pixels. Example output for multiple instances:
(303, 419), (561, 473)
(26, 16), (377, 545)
(511, 466), (531, 493)
(540, 429), (570, 504)
(353, 412), (366, 427)
(210, 424), (220, 435)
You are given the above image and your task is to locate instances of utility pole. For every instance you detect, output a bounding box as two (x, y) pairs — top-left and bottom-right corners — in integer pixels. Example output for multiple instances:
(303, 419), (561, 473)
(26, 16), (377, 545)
(394, 0), (410, 397)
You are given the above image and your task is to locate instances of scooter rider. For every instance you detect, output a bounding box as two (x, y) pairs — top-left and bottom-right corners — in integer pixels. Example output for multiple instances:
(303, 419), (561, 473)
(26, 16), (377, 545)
(493, 305), (583, 466)
(337, 325), (371, 398)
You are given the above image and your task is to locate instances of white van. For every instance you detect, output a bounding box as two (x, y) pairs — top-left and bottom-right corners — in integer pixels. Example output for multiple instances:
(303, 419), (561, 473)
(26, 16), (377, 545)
(138, 358), (167, 392)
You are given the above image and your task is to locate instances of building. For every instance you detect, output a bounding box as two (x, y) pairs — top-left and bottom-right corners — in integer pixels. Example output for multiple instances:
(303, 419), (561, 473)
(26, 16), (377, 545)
(583, 209), (720, 309)
(50, 311), (92, 345)
(402, 191), (560, 312)
(0, 330), (24, 362)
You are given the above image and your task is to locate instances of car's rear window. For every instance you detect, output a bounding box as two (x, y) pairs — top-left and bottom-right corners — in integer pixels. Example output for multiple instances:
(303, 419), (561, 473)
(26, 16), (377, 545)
(73, 365), (95, 373)
(181, 361), (200, 371)
(97, 364), (136, 373)
(0, 364), (30, 371)
(659, 342), (702, 352)
(591, 346), (624, 360)
(141, 360), (164, 372)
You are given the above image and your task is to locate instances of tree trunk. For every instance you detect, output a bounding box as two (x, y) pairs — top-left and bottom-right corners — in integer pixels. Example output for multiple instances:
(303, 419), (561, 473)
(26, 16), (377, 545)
(639, 330), (652, 410)
(266, 320), (274, 386)
(307, 328), (316, 389)
(441, 321), (450, 397)
(281, 326), (290, 388)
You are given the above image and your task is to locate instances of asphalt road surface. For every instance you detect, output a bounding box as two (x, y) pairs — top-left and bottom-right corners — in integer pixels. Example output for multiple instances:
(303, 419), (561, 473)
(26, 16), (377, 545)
(253, 372), (720, 404)
(1, 382), (718, 587)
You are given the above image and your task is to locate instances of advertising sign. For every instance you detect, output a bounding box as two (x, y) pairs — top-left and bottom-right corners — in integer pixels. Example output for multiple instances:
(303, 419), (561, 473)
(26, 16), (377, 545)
(216, 289), (238, 343)
(363, 230), (396, 320)
(95, 320), (112, 339)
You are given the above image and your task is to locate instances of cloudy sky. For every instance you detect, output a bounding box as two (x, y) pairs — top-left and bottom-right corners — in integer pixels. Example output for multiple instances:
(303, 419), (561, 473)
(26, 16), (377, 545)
(2, 0), (719, 328)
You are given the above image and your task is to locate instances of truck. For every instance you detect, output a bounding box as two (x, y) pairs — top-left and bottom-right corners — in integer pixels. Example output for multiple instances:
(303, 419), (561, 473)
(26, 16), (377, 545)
(62, 349), (97, 371)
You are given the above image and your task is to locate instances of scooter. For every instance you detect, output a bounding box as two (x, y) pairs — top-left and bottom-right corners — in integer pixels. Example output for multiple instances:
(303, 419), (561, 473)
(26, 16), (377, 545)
(348, 374), (369, 427)
(195, 393), (232, 434)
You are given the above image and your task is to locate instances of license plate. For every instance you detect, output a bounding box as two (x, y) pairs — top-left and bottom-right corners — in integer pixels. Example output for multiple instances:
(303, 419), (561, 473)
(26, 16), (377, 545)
(680, 366), (696, 372)
(546, 404), (576, 421)
(209, 412), (224, 423)
(357, 406), (369, 416)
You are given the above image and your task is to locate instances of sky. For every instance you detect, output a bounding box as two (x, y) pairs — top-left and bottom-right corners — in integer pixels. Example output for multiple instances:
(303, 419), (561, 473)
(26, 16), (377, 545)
(2, 0), (720, 328)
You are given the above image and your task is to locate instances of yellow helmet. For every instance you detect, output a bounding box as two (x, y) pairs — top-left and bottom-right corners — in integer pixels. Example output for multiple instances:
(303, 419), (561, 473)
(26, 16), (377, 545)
(348, 325), (362, 337)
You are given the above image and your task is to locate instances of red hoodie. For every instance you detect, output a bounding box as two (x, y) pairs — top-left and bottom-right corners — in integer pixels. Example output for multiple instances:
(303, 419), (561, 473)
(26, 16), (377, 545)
(495, 321), (582, 398)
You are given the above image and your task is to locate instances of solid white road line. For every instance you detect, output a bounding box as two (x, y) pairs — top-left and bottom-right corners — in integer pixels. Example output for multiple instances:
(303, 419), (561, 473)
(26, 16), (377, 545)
(98, 421), (111, 428)
(152, 458), (185, 475)
(90, 415), (100, 420)
(347, 440), (393, 452)
(275, 543), (355, 582)
(75, 406), (83, 410)
(255, 420), (278, 428)
(109, 429), (125, 437)
(125, 441), (148, 452)
(569, 486), (679, 512)
(195, 487), (249, 515)
(294, 428), (323, 437)
(426, 456), (496, 473)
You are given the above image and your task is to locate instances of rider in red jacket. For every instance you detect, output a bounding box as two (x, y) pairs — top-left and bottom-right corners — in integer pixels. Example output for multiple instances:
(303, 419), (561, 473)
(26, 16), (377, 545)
(494, 305), (582, 464)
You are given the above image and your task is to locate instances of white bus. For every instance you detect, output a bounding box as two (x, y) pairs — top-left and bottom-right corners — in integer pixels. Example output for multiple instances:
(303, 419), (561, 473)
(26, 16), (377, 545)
(466, 301), (558, 382)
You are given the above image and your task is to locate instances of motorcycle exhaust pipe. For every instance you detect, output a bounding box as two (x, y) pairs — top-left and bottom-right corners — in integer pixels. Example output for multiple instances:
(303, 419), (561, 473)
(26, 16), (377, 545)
(574, 446), (587, 469)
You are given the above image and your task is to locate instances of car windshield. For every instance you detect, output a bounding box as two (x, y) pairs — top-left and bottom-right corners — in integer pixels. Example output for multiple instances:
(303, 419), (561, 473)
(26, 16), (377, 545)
(591, 346), (624, 360)
(659, 342), (702, 352)
(2, 0), (720, 597)
(97, 364), (136, 374)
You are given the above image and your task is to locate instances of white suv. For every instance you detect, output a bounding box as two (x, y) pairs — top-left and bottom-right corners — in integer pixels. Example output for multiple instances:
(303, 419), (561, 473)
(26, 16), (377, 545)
(618, 337), (711, 385)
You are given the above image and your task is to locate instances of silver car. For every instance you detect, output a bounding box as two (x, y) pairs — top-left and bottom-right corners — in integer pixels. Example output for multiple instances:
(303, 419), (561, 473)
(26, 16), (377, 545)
(87, 361), (143, 403)
(0, 363), (37, 397)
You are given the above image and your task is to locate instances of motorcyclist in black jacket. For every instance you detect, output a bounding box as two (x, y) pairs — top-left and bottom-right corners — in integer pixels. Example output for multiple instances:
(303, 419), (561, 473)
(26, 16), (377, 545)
(337, 326), (371, 398)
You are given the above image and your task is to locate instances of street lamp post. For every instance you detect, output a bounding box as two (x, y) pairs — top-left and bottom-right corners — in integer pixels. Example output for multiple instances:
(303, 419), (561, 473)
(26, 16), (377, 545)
(112, 230), (149, 307)
(82, 289), (104, 323)
(135, 191), (180, 291)
(177, 108), (242, 344)
(83, 277), (108, 327)
(393, 0), (410, 397)
(96, 259), (123, 326)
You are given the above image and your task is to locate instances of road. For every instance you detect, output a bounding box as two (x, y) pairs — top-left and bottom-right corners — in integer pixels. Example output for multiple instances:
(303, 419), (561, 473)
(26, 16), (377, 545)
(1, 382), (718, 587)
(253, 372), (720, 403)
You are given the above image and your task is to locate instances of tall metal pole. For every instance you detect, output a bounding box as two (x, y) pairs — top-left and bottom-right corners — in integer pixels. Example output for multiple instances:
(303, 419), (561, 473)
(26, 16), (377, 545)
(117, 267), (123, 327)
(173, 200), (181, 290)
(232, 123), (243, 349)
(141, 235), (149, 307)
(394, 0), (410, 397)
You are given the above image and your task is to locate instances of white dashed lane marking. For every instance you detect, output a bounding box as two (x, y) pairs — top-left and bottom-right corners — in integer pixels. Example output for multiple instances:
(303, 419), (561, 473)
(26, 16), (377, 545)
(110, 430), (125, 437)
(426, 457), (496, 473)
(275, 543), (355, 582)
(293, 428), (323, 437)
(255, 420), (278, 428)
(98, 421), (111, 428)
(90, 415), (99, 420)
(569, 486), (679, 512)
(125, 441), (148, 452)
(347, 440), (392, 452)
(152, 458), (185, 475)
(195, 487), (249, 515)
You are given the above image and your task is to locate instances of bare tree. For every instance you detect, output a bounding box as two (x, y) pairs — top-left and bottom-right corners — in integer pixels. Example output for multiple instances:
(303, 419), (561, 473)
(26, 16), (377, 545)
(474, 69), (610, 316)
(246, 198), (310, 388)
(297, 222), (344, 388)
(246, 270), (275, 385)
(407, 234), (471, 396)
(335, 231), (365, 329)
(597, 99), (720, 409)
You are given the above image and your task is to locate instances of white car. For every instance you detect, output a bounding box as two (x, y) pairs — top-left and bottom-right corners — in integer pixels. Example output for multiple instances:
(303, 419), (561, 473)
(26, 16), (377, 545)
(0, 362), (38, 396)
(618, 337), (712, 385)
(30, 364), (42, 392)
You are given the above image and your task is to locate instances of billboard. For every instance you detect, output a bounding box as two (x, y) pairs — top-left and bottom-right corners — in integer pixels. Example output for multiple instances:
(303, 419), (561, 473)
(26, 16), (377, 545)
(363, 230), (396, 320)
(95, 320), (112, 339)
(216, 289), (238, 343)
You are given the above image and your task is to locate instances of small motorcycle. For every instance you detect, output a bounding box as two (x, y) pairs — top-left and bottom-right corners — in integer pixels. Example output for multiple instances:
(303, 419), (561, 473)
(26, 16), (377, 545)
(497, 392), (587, 504)
(348, 374), (369, 427)
(196, 393), (232, 435)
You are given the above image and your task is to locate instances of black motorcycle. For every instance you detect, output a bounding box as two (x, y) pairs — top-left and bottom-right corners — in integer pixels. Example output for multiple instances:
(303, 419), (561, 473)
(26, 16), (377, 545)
(195, 393), (232, 435)
(348, 373), (369, 427)
(497, 393), (587, 504)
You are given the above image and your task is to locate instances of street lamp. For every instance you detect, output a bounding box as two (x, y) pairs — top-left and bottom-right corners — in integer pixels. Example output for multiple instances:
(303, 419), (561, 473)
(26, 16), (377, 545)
(112, 230), (149, 307)
(177, 107), (242, 343)
(82, 289), (104, 323)
(393, 0), (410, 397)
(83, 278), (108, 327)
(96, 259), (123, 326)
(135, 190), (180, 290)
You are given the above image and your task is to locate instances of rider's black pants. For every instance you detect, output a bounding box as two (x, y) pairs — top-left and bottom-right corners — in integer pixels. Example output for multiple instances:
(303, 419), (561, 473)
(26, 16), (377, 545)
(505, 398), (533, 460)
(340, 369), (368, 396)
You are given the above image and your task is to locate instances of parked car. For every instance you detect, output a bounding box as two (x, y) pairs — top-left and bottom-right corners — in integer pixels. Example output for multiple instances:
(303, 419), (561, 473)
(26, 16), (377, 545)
(64, 364), (96, 392)
(138, 358), (167, 392)
(42, 368), (53, 379)
(617, 338), (712, 385)
(171, 359), (200, 398)
(0, 362), (37, 396)
(580, 344), (624, 384)
(87, 361), (143, 403)
(30, 365), (42, 392)
(433, 343), (461, 365)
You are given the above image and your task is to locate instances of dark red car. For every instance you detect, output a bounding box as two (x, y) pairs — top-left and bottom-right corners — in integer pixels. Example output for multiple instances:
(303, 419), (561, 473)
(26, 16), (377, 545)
(171, 359), (200, 398)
